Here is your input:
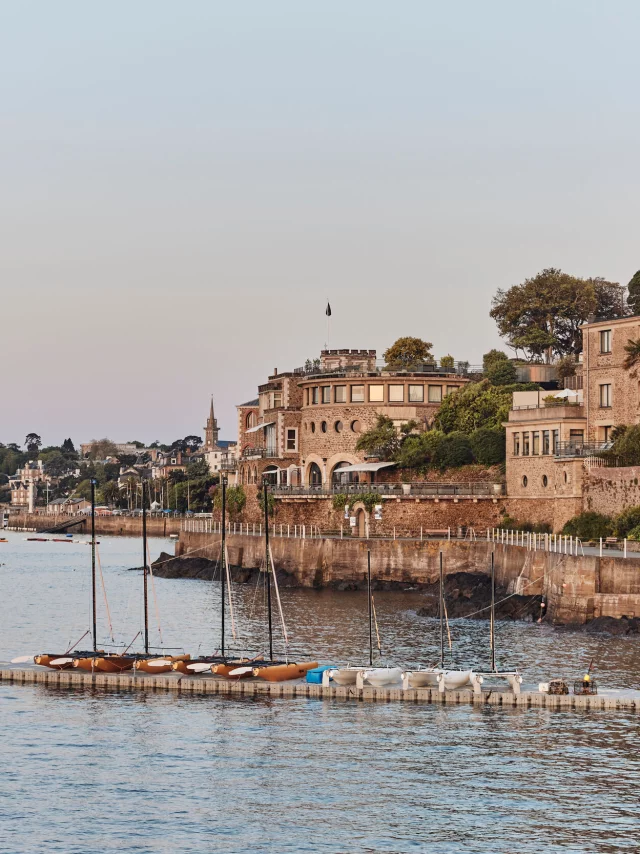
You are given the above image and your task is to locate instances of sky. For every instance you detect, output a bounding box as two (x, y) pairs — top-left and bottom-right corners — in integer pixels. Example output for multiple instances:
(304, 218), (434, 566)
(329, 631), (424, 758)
(2, 1), (640, 447)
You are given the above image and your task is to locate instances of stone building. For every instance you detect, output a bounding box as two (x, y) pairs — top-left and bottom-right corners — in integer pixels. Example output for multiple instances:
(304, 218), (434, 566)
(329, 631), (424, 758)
(505, 314), (640, 529)
(232, 348), (471, 488)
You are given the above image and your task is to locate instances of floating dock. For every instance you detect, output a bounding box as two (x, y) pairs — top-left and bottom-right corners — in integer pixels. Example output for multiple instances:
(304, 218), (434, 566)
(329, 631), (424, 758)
(1, 666), (638, 711)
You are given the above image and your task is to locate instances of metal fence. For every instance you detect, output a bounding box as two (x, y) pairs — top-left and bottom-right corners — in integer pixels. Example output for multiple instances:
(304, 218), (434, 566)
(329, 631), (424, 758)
(272, 482), (503, 497)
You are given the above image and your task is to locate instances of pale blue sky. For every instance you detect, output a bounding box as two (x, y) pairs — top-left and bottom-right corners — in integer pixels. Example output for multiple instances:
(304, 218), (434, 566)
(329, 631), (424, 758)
(2, 1), (640, 446)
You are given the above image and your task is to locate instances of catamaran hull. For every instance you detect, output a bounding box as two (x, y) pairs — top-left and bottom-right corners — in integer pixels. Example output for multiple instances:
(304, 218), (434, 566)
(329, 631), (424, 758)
(89, 656), (135, 673)
(442, 670), (473, 689)
(363, 667), (403, 687)
(329, 668), (360, 685)
(253, 662), (319, 682)
(134, 655), (190, 674)
(35, 652), (103, 670)
(404, 670), (439, 687)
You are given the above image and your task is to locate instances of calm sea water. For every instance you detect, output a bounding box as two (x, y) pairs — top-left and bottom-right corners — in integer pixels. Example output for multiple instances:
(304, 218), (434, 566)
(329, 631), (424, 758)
(1, 531), (639, 853)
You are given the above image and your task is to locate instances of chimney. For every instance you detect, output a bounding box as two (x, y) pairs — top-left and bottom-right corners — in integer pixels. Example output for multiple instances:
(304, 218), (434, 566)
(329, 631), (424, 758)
(273, 368), (278, 376)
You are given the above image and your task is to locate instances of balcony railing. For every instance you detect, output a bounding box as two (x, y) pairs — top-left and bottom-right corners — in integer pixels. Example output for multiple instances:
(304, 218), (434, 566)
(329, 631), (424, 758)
(273, 482), (504, 497)
(554, 441), (613, 458)
(220, 458), (238, 471)
(241, 447), (279, 460)
(293, 362), (483, 379)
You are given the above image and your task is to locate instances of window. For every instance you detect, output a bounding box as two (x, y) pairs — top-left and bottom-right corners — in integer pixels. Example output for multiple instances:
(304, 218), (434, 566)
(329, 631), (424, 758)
(351, 420), (361, 433)
(599, 383), (612, 408)
(552, 429), (560, 454)
(408, 384), (424, 403)
(428, 385), (443, 403)
(389, 385), (404, 402)
(446, 386), (458, 396)
(171, 458), (176, 465)
(286, 429), (297, 451)
(523, 432), (530, 455)
(542, 475), (548, 487)
(513, 433), (520, 456)
(599, 329), (612, 354)
(334, 385), (346, 403)
(351, 385), (365, 403)
(570, 429), (584, 443)
(311, 387), (319, 405)
(271, 391), (282, 409)
(369, 385), (384, 402)
(321, 386), (331, 404)
(311, 422), (316, 433)
(522, 476), (528, 488)
(601, 425), (612, 442)
(532, 432), (540, 455)
(542, 430), (550, 455)
(246, 412), (256, 429)
(335, 421), (343, 432)
(321, 421), (327, 433)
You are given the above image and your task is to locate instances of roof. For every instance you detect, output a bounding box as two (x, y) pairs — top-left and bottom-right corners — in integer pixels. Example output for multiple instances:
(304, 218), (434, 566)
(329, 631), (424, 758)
(238, 398), (259, 407)
(337, 462), (397, 473)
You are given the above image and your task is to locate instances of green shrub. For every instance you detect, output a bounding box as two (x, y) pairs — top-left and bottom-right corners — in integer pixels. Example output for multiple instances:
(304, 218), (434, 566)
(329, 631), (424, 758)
(394, 430), (444, 470)
(627, 525), (640, 542)
(486, 360), (517, 386)
(610, 425), (640, 466)
(482, 349), (509, 374)
(613, 505), (640, 537)
(433, 432), (474, 469)
(440, 354), (455, 368)
(562, 511), (613, 540)
(470, 428), (505, 466)
(331, 492), (379, 513)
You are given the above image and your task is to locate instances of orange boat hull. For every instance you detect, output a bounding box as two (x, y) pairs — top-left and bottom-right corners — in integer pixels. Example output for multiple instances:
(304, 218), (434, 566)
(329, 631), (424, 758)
(134, 655), (190, 674)
(90, 656), (135, 673)
(36, 652), (104, 670)
(73, 657), (98, 671)
(252, 661), (319, 682)
(211, 659), (252, 678)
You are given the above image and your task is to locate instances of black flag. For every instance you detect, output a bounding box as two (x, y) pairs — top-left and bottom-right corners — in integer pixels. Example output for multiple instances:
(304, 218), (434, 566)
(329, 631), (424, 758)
(326, 301), (332, 317)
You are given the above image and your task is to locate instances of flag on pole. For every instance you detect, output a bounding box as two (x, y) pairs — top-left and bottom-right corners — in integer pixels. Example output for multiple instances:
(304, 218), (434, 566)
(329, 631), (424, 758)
(326, 301), (332, 317)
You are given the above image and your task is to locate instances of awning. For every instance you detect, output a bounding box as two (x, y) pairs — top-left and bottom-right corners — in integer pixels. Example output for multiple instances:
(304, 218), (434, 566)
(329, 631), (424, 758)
(337, 462), (397, 473)
(245, 421), (275, 434)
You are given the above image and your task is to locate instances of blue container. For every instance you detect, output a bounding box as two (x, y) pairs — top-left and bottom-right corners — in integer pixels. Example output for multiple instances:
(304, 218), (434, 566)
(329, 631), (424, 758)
(305, 666), (334, 684)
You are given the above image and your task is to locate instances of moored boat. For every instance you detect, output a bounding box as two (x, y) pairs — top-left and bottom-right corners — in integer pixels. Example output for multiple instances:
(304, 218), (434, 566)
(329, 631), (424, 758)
(252, 661), (319, 682)
(361, 666), (402, 687)
(34, 650), (101, 670)
(134, 654), (190, 674)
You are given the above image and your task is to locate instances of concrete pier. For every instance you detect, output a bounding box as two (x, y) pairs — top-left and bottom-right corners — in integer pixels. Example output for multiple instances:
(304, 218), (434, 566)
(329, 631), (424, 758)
(1, 666), (638, 712)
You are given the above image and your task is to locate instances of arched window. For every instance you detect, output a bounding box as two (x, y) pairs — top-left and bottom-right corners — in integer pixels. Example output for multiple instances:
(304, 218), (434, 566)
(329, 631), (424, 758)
(331, 460), (352, 484)
(246, 411), (256, 430)
(263, 465), (278, 486)
(308, 462), (323, 486)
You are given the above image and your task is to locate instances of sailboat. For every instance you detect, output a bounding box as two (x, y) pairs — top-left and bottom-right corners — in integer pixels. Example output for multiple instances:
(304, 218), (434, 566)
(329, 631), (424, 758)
(238, 482), (317, 682)
(29, 479), (106, 670)
(328, 550), (401, 687)
(402, 551), (473, 689)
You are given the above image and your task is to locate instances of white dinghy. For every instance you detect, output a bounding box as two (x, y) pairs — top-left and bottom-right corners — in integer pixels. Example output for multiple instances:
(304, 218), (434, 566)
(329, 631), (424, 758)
(362, 666), (402, 687)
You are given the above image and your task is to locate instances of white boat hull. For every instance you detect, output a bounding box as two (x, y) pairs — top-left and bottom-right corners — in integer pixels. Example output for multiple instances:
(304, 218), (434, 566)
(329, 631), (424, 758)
(442, 670), (473, 689)
(363, 667), (402, 687)
(404, 669), (440, 687)
(329, 668), (360, 686)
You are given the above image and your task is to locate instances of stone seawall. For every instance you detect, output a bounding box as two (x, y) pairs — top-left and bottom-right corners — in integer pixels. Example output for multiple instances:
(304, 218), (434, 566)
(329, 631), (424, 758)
(6, 513), (181, 537)
(176, 532), (640, 625)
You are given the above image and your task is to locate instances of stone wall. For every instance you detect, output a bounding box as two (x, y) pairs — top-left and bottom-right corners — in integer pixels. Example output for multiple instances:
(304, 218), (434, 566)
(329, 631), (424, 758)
(583, 466), (640, 517)
(7, 513), (181, 537)
(176, 532), (640, 624)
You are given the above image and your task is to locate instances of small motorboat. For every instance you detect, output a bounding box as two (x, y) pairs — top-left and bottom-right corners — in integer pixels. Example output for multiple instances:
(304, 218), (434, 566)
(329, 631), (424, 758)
(134, 655), (190, 674)
(362, 666), (403, 687)
(252, 661), (319, 682)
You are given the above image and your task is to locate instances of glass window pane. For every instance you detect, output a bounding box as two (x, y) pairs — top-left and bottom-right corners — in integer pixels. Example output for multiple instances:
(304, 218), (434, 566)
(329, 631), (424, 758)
(351, 385), (365, 402)
(408, 385), (424, 402)
(321, 386), (330, 403)
(389, 384), (404, 402)
(334, 385), (346, 403)
(428, 385), (442, 403)
(369, 385), (384, 402)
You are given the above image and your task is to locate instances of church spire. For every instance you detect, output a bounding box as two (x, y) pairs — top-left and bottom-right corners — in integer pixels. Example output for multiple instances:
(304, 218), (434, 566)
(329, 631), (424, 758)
(204, 396), (219, 450)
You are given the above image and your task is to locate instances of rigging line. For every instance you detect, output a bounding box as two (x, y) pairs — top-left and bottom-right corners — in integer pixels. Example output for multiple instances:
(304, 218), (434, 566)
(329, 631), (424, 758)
(146, 540), (164, 644)
(371, 594), (382, 656)
(224, 544), (237, 641)
(442, 596), (453, 654)
(268, 544), (289, 647)
(64, 630), (90, 655)
(96, 545), (115, 643)
(453, 561), (564, 621)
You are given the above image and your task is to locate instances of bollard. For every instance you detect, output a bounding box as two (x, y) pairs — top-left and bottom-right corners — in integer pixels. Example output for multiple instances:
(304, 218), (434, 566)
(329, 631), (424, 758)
(624, 538), (627, 558)
(448, 527), (451, 541)
(303, 525), (306, 539)
(288, 525), (290, 538)
(599, 537), (603, 557)
(421, 527), (423, 542)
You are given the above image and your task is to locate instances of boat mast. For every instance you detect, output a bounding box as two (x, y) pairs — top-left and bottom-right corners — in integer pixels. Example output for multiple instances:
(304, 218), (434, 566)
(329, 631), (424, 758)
(90, 478), (97, 652)
(490, 551), (496, 672)
(263, 480), (273, 660)
(221, 477), (226, 656)
(142, 479), (149, 655)
(367, 550), (373, 667)
(439, 551), (444, 669)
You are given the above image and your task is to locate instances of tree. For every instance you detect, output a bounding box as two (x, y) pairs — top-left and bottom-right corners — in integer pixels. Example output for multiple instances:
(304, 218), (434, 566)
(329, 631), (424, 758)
(213, 485), (246, 518)
(394, 430), (444, 470)
(609, 425), (640, 466)
(101, 481), (122, 507)
(183, 435), (203, 452)
(186, 458), (210, 478)
(486, 360), (517, 386)
(24, 433), (42, 455)
(434, 380), (538, 434)
(556, 355), (577, 379)
(623, 338), (640, 376)
(433, 432), (474, 469)
(490, 268), (626, 361)
(61, 438), (76, 455)
(383, 337), (433, 370)
(41, 451), (70, 478)
(440, 355), (455, 368)
(470, 428), (506, 466)
(562, 512), (613, 540)
(628, 270), (640, 315)
(257, 487), (276, 518)
(482, 349), (509, 374)
(127, 440), (146, 449)
(355, 415), (402, 460)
